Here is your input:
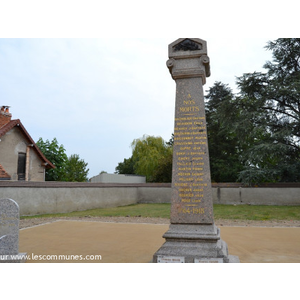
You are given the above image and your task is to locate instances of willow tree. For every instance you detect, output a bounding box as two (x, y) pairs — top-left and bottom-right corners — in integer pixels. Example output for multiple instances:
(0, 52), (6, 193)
(131, 135), (172, 182)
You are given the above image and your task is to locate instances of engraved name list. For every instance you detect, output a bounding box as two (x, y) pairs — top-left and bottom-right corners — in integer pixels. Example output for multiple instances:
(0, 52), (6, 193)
(171, 91), (214, 224)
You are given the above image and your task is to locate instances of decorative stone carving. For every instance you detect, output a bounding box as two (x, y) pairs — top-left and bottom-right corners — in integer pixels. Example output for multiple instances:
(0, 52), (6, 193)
(174, 39), (202, 52)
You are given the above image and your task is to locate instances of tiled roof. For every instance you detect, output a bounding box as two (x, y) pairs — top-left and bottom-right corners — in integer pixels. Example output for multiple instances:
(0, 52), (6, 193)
(0, 163), (10, 179)
(0, 119), (55, 169)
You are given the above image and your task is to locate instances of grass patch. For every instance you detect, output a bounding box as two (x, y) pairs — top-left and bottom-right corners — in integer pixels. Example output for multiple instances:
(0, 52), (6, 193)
(21, 204), (171, 220)
(21, 203), (300, 221)
(214, 204), (300, 221)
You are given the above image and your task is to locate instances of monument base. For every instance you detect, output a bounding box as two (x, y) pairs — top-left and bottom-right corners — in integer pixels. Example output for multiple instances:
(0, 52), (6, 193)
(0, 253), (27, 263)
(153, 224), (239, 263)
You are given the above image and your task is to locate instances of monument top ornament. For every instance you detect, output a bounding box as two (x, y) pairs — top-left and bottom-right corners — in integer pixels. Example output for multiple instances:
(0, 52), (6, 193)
(167, 38), (210, 83)
(169, 38), (208, 59)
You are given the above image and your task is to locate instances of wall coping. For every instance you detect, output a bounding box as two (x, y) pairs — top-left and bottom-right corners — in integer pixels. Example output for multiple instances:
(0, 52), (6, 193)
(1, 181), (300, 188)
(0, 181), (171, 188)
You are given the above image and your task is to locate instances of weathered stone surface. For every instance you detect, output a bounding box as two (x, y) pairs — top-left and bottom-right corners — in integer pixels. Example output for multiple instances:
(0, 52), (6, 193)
(170, 77), (214, 224)
(0, 198), (19, 255)
(168, 38), (208, 60)
(153, 223), (230, 263)
(167, 39), (213, 225)
(0, 198), (27, 262)
(153, 38), (239, 263)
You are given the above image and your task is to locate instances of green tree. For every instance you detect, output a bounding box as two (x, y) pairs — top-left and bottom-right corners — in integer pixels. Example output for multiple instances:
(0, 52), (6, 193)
(234, 38), (300, 183)
(37, 137), (89, 182)
(131, 135), (172, 182)
(65, 154), (89, 182)
(115, 135), (173, 182)
(36, 137), (68, 181)
(115, 157), (135, 174)
(151, 148), (173, 182)
(166, 133), (174, 147)
(205, 82), (244, 182)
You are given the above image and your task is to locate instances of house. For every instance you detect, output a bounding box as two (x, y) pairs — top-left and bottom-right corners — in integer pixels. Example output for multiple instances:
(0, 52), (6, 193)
(0, 106), (55, 181)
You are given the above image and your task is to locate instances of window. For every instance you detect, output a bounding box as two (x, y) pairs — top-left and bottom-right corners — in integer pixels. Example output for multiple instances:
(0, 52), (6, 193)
(17, 152), (26, 181)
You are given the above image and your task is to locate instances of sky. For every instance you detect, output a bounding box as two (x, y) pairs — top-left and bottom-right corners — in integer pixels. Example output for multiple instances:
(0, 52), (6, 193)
(1, 1), (296, 179)
(0, 38), (276, 178)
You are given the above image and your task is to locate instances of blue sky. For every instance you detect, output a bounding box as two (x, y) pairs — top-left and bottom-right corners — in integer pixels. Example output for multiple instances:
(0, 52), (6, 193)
(0, 38), (275, 177)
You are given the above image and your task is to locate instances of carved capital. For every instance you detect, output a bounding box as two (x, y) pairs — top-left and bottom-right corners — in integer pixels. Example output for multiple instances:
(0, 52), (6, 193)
(166, 56), (210, 84)
(166, 58), (175, 75)
(200, 55), (211, 77)
(167, 39), (211, 85)
(171, 68), (206, 84)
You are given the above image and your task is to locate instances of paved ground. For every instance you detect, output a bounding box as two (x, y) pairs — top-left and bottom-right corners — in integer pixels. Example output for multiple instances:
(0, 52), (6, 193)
(19, 220), (300, 263)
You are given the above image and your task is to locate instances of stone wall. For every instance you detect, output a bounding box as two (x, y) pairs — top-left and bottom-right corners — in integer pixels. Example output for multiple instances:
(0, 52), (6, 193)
(0, 182), (299, 216)
(137, 183), (300, 206)
(0, 182), (139, 216)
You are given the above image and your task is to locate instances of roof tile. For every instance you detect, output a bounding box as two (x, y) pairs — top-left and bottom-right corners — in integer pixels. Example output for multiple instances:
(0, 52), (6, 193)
(0, 163), (10, 179)
(0, 119), (55, 169)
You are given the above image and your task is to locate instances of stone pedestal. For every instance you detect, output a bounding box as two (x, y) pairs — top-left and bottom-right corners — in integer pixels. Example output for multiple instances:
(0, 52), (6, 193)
(153, 38), (239, 263)
(0, 198), (27, 263)
(153, 224), (239, 263)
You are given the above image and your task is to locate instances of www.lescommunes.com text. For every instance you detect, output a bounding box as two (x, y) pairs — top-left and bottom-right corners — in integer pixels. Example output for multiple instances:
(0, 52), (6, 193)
(0, 254), (102, 261)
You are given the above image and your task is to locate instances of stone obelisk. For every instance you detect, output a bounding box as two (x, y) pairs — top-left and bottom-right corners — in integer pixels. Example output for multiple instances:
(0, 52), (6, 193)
(153, 38), (239, 263)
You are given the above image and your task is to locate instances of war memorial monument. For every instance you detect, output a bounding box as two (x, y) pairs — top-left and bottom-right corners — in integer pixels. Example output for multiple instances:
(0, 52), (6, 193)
(153, 38), (239, 263)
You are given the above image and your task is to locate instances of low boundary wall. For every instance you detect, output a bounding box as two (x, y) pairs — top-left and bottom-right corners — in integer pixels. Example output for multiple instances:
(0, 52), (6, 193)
(0, 182), (140, 216)
(137, 183), (300, 206)
(0, 182), (299, 216)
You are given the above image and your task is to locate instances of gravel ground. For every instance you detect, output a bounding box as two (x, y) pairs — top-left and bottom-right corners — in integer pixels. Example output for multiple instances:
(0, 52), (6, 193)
(19, 216), (300, 229)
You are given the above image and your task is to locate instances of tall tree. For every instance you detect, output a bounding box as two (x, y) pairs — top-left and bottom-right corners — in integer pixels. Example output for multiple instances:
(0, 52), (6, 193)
(235, 38), (300, 183)
(205, 82), (244, 182)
